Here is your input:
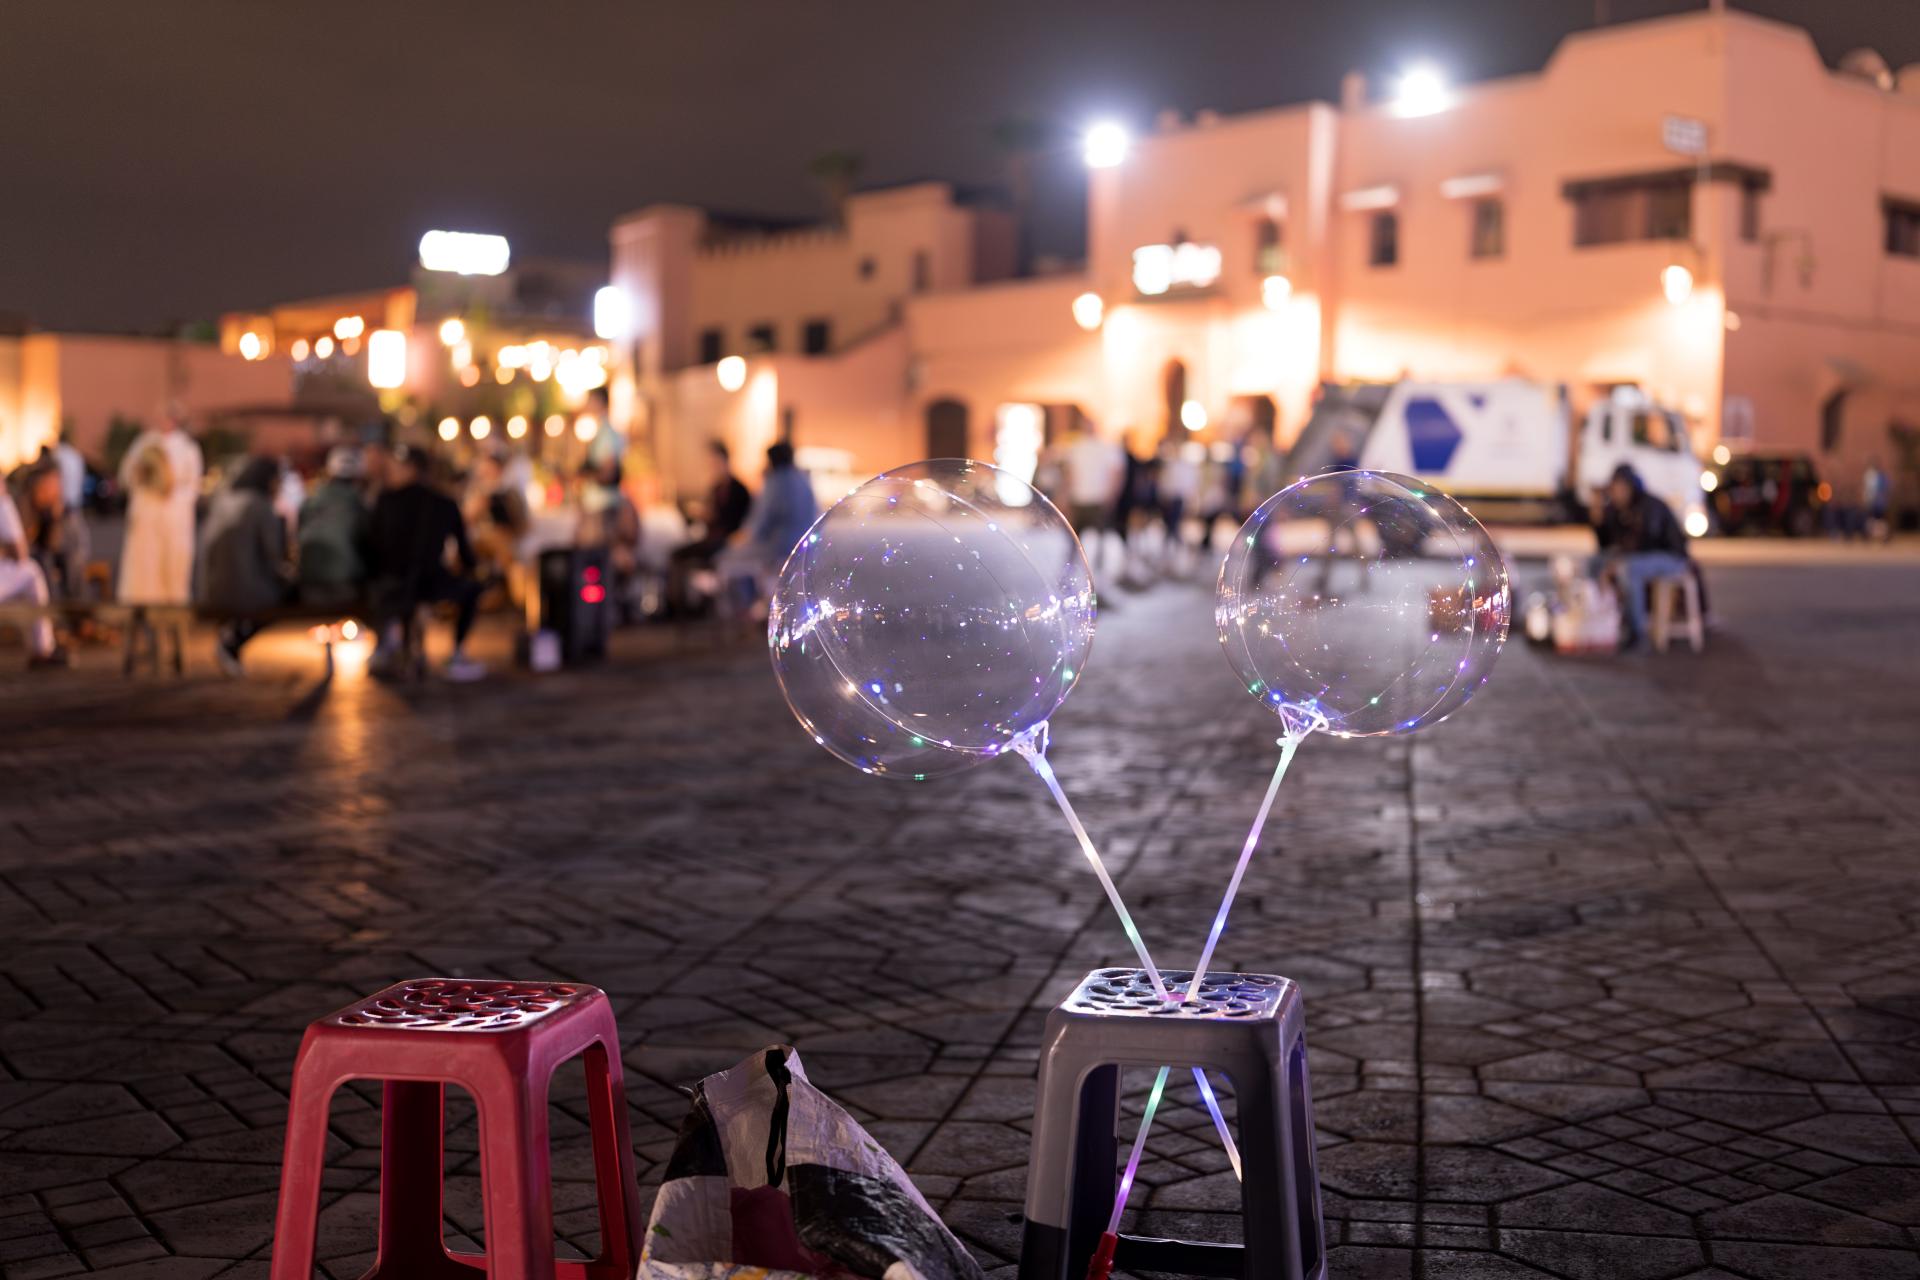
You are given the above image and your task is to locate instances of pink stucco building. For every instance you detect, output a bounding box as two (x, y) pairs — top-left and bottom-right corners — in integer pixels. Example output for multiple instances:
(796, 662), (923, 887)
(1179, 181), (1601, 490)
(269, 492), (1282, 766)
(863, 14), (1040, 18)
(612, 8), (1920, 501)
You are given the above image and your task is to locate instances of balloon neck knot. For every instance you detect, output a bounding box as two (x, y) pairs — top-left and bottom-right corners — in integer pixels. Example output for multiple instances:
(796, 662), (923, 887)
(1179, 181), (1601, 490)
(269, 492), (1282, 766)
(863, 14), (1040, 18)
(1011, 720), (1051, 764)
(1278, 703), (1329, 743)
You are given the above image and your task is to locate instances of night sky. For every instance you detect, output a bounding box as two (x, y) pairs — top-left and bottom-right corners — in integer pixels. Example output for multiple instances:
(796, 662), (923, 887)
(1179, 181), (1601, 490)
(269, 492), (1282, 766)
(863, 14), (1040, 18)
(3, 0), (1912, 332)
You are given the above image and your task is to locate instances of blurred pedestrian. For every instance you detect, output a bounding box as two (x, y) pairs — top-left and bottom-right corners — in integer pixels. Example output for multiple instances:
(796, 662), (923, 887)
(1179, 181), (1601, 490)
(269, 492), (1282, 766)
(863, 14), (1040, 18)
(1157, 438), (1202, 574)
(1863, 457), (1890, 542)
(117, 405), (203, 605)
(0, 484), (65, 668)
(1591, 463), (1691, 650)
(20, 462), (88, 600)
(667, 440), (752, 615)
(463, 451), (531, 587)
(53, 428), (87, 512)
(744, 441), (816, 572)
(197, 456), (291, 675)
(297, 446), (371, 610)
(367, 444), (485, 681)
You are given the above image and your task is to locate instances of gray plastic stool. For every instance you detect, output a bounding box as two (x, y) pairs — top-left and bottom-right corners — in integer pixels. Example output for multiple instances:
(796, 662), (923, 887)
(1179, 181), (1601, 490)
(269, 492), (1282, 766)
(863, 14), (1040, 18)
(1018, 968), (1325, 1280)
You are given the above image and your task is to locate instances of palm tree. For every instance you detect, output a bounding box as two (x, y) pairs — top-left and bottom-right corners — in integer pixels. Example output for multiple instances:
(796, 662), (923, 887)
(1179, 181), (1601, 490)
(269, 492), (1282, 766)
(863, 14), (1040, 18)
(807, 149), (865, 227)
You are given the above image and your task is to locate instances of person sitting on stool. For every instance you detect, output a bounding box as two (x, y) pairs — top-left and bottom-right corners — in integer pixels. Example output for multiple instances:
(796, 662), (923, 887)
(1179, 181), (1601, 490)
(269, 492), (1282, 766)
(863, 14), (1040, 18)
(1591, 463), (1693, 651)
(368, 445), (485, 682)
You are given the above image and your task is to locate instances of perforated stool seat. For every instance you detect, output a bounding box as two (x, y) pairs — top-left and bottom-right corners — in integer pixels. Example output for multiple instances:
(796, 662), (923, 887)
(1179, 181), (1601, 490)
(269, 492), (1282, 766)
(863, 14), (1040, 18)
(1018, 968), (1325, 1280)
(269, 978), (643, 1280)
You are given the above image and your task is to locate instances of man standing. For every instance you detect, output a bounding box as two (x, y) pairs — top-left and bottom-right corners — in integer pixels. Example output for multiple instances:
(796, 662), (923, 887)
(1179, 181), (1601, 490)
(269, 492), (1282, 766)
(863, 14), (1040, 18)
(367, 445), (485, 681)
(117, 405), (203, 605)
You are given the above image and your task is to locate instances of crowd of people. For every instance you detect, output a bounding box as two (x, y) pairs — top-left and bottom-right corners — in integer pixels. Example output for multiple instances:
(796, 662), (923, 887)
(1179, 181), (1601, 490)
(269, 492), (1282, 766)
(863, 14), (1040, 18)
(0, 408), (822, 674)
(1039, 425), (1288, 582)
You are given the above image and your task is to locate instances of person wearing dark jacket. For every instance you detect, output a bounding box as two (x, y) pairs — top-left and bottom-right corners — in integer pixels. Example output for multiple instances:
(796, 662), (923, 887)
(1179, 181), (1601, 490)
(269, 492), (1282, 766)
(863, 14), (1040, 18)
(1592, 463), (1691, 649)
(368, 445), (485, 681)
(197, 456), (291, 674)
(298, 446), (371, 609)
(667, 440), (753, 614)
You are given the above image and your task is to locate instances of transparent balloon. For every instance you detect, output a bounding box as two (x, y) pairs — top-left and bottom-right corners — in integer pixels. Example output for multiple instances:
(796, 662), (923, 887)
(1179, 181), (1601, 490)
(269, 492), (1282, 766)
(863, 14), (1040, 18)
(769, 459), (1097, 779)
(1216, 470), (1510, 738)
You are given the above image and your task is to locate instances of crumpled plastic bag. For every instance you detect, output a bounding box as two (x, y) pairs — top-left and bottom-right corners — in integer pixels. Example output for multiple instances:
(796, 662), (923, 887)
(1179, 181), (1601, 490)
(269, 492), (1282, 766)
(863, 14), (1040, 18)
(640, 1046), (984, 1280)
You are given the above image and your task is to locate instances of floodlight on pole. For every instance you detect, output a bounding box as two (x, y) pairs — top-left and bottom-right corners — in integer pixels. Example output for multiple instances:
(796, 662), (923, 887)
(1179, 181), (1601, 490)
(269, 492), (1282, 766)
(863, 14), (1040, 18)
(1083, 121), (1130, 169)
(1392, 64), (1452, 118)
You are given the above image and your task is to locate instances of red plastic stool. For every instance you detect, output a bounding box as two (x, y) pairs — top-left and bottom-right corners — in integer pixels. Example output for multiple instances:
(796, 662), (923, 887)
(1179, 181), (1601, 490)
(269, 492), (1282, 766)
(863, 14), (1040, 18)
(269, 978), (643, 1280)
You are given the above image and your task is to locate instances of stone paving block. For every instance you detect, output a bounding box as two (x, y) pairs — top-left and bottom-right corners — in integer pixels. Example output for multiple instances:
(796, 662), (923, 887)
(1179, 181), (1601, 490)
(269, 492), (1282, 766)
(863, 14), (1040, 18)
(2, 564), (1919, 1276)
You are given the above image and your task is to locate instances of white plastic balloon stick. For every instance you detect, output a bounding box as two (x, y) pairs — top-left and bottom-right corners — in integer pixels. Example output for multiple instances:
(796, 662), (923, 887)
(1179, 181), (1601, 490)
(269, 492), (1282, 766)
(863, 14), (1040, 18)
(1015, 724), (1171, 1004)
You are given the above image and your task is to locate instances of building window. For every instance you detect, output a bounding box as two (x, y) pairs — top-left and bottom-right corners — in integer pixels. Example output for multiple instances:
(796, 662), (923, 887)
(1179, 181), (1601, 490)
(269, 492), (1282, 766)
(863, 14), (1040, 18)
(697, 328), (723, 364)
(1254, 215), (1286, 275)
(802, 319), (831, 354)
(1885, 198), (1920, 257)
(858, 256), (877, 280)
(1368, 211), (1398, 267)
(912, 249), (931, 293)
(1470, 198), (1504, 259)
(747, 323), (776, 353)
(1571, 178), (1691, 246)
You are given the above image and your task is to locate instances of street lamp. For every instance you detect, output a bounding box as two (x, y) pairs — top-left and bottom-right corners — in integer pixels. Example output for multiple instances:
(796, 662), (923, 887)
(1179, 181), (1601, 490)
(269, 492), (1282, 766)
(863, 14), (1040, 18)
(1083, 121), (1129, 169)
(716, 355), (747, 392)
(437, 417), (459, 442)
(593, 285), (631, 340)
(1072, 291), (1104, 331)
(1662, 262), (1694, 306)
(439, 317), (465, 347)
(1392, 65), (1451, 118)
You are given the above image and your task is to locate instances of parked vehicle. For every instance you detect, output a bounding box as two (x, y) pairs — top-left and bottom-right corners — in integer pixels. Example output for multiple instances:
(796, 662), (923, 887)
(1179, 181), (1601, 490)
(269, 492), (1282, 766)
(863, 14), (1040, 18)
(1706, 450), (1827, 536)
(1285, 379), (1709, 530)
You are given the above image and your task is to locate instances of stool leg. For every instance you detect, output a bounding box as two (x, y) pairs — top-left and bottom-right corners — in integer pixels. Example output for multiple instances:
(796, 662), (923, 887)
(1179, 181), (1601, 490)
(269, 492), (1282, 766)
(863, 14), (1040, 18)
(375, 1081), (454, 1274)
(479, 1074), (558, 1280)
(269, 1072), (338, 1280)
(1237, 1053), (1308, 1280)
(1651, 582), (1672, 653)
(1019, 1062), (1116, 1280)
(1684, 578), (1705, 653)
(582, 1040), (644, 1275)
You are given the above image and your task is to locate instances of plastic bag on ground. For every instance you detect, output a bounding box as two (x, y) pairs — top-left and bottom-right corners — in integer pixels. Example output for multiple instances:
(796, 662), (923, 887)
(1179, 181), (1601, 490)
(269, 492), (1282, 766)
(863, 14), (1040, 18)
(640, 1046), (984, 1280)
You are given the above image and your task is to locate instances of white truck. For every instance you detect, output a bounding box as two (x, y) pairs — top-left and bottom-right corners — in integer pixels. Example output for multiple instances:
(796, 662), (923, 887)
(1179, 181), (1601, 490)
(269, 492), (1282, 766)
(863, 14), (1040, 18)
(1286, 380), (1709, 531)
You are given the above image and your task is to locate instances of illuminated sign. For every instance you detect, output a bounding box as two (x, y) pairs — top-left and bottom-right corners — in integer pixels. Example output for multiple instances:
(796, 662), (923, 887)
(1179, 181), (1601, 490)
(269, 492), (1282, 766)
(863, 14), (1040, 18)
(418, 230), (511, 276)
(1132, 241), (1221, 295)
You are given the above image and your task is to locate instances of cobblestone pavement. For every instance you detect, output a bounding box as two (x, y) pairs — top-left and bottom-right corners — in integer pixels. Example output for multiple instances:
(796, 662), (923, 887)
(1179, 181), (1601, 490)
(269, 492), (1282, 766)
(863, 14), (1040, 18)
(1, 548), (1918, 1279)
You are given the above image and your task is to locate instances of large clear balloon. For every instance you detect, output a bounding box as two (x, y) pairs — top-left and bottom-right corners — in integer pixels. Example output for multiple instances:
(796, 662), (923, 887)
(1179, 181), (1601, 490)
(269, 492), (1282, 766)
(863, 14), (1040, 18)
(1216, 470), (1510, 738)
(769, 459), (1097, 779)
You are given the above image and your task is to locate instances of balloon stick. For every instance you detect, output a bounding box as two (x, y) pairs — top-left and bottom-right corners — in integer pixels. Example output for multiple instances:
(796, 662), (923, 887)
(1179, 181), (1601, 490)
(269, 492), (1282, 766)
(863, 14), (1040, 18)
(1015, 724), (1171, 1003)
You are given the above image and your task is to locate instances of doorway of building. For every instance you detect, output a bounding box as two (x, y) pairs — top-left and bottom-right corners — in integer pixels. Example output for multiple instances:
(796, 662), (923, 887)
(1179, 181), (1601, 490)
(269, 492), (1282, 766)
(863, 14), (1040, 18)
(925, 398), (970, 458)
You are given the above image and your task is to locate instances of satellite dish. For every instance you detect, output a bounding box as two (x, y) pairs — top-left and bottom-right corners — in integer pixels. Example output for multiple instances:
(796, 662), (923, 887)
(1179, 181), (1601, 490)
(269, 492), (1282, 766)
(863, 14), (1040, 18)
(1897, 64), (1920, 97)
(1838, 48), (1894, 91)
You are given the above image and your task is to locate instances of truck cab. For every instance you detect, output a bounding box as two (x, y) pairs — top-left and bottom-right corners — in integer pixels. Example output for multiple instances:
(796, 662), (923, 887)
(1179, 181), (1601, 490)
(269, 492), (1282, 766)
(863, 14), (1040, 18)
(1577, 386), (1709, 536)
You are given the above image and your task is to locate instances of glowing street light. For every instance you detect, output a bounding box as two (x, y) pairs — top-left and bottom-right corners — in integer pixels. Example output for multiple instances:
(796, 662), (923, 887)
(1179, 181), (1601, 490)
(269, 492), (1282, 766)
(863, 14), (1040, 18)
(470, 415), (492, 440)
(289, 338), (310, 361)
(716, 354), (747, 391)
(1180, 399), (1208, 431)
(438, 317), (466, 346)
(333, 315), (365, 340)
(418, 230), (510, 276)
(1083, 121), (1129, 169)
(367, 328), (407, 388)
(593, 285), (631, 340)
(1662, 262), (1694, 306)
(1071, 292), (1104, 332)
(507, 415), (529, 440)
(544, 414), (566, 438)
(1261, 274), (1293, 310)
(1392, 64), (1452, 118)
(437, 417), (459, 442)
(237, 331), (264, 361)
(575, 414), (599, 442)
(314, 336), (335, 359)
